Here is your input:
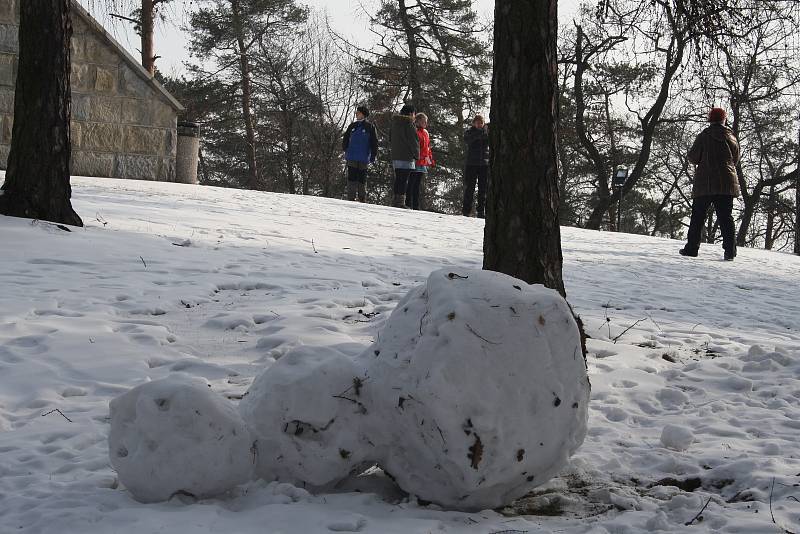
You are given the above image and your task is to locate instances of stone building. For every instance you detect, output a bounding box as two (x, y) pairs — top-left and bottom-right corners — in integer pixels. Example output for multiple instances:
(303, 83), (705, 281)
(0, 0), (187, 182)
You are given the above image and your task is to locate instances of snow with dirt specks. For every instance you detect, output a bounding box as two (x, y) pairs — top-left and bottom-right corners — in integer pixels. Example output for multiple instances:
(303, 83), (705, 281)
(1, 175), (799, 533)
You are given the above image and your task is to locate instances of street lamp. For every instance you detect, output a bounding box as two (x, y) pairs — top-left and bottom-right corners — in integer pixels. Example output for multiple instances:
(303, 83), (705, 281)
(613, 167), (629, 232)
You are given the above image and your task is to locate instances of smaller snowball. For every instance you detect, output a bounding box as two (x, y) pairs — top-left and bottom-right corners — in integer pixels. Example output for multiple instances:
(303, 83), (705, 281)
(660, 424), (694, 451)
(109, 374), (253, 503)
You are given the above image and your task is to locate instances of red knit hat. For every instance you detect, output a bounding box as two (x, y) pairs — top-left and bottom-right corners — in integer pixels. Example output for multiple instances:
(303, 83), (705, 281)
(708, 107), (727, 123)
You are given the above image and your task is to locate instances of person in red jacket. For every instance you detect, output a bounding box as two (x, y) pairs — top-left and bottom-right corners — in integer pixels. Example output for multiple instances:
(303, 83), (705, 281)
(406, 113), (434, 210)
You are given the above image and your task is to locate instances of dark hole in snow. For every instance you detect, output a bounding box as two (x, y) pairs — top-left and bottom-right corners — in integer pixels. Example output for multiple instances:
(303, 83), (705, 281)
(155, 398), (169, 411)
(650, 477), (702, 492)
(339, 449), (351, 459)
(553, 396), (561, 407)
(527, 475), (535, 482)
(540, 442), (544, 446)
(116, 446), (128, 458)
(513, 285), (522, 290)
(374, 350), (380, 357)
(572, 402), (579, 409)
(398, 397), (406, 409)
(662, 353), (677, 363)
(517, 449), (525, 462)
(467, 434), (483, 469)
(447, 272), (468, 280)
(538, 315), (546, 326)
(447, 311), (456, 321)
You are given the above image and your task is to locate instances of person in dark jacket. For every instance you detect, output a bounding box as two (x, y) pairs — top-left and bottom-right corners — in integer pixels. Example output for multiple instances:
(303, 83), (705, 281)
(680, 107), (741, 261)
(462, 115), (489, 218)
(390, 104), (420, 208)
(342, 105), (379, 202)
(405, 112), (434, 210)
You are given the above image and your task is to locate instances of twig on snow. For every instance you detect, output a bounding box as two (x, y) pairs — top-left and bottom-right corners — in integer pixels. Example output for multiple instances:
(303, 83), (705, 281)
(684, 495), (712, 526)
(139, 256), (147, 268)
(42, 409), (73, 423)
(465, 323), (501, 345)
(311, 239), (318, 253)
(612, 318), (647, 344)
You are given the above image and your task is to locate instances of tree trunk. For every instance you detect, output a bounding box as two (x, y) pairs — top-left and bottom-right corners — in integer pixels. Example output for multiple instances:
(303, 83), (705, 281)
(795, 123), (800, 255)
(141, 0), (156, 75)
(397, 0), (422, 109)
(585, 34), (685, 230)
(483, 1), (565, 297)
(0, 0), (82, 227)
(764, 185), (776, 250)
(230, 0), (260, 190)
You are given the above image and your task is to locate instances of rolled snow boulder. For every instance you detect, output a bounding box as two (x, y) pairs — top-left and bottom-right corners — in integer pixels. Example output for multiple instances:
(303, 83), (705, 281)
(240, 346), (374, 488)
(360, 268), (590, 510)
(660, 424), (694, 451)
(108, 374), (253, 503)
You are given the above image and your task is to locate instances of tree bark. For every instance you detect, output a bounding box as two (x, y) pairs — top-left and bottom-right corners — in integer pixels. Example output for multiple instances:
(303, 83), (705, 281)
(141, 0), (156, 75)
(397, 0), (422, 109)
(230, 0), (260, 190)
(796, 123), (800, 255)
(483, 1), (565, 297)
(0, 0), (82, 227)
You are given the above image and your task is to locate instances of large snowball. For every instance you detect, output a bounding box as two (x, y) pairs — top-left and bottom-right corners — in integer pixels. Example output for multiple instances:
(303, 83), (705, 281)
(239, 346), (375, 489)
(109, 374), (254, 503)
(360, 269), (590, 510)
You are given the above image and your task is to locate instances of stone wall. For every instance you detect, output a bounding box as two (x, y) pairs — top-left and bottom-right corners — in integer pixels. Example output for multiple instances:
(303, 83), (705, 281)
(0, 0), (183, 181)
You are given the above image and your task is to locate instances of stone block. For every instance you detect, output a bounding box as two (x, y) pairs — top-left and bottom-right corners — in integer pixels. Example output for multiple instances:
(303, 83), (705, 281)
(71, 63), (96, 92)
(124, 125), (165, 155)
(71, 150), (115, 177)
(0, 88), (13, 113)
(94, 66), (116, 93)
(120, 97), (151, 125)
(0, 0), (15, 24)
(0, 23), (17, 54)
(0, 53), (14, 87)
(70, 121), (82, 149)
(72, 14), (89, 35)
(87, 95), (120, 123)
(71, 93), (91, 121)
(0, 142), (9, 168)
(70, 37), (85, 62)
(152, 101), (177, 129)
(119, 66), (150, 99)
(1, 112), (12, 143)
(164, 129), (176, 156)
(158, 157), (176, 182)
(81, 122), (123, 152)
(84, 34), (119, 66)
(115, 154), (159, 180)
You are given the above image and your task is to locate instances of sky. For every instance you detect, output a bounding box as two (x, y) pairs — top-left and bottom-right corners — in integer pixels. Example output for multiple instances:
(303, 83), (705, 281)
(83, 0), (582, 77)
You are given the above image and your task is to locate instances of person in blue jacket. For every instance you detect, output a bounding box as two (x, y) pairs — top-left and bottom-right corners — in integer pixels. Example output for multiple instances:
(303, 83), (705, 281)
(342, 105), (379, 202)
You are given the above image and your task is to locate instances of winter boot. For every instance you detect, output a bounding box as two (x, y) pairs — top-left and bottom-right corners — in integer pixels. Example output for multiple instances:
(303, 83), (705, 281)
(392, 194), (407, 208)
(346, 181), (358, 202)
(357, 183), (367, 203)
(679, 248), (698, 257)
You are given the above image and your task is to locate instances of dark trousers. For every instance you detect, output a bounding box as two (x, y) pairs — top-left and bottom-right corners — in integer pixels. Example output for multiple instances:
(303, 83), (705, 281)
(406, 171), (423, 210)
(685, 194), (736, 256)
(347, 166), (367, 202)
(463, 165), (488, 217)
(393, 168), (412, 195)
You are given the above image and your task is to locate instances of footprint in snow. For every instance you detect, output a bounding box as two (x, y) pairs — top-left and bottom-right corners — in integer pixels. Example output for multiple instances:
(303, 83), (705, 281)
(327, 516), (367, 532)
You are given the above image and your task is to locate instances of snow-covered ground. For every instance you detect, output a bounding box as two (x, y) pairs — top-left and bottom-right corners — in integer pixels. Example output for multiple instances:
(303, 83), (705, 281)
(1, 176), (798, 534)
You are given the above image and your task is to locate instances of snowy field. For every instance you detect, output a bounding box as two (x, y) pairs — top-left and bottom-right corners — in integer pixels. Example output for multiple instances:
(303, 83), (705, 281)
(1, 176), (799, 534)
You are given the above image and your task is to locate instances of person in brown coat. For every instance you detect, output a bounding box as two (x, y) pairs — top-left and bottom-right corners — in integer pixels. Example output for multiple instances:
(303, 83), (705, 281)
(680, 107), (741, 261)
(390, 104), (420, 208)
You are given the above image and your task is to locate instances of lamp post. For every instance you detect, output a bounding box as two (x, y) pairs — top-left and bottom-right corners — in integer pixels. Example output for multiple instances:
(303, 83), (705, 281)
(613, 167), (629, 232)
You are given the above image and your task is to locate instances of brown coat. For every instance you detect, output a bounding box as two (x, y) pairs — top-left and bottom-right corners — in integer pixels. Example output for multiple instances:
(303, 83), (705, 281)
(390, 114), (420, 162)
(687, 123), (741, 198)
